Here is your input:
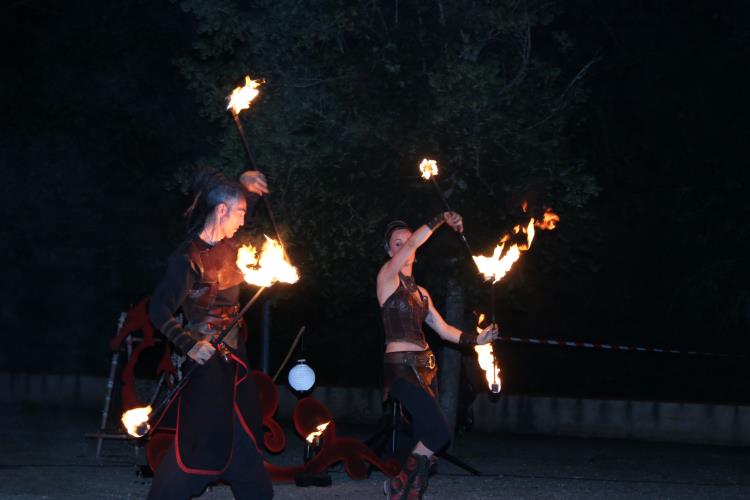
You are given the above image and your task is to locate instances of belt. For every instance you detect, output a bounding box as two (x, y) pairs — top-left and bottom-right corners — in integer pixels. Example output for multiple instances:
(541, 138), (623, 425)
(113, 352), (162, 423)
(187, 308), (242, 351)
(383, 350), (436, 370)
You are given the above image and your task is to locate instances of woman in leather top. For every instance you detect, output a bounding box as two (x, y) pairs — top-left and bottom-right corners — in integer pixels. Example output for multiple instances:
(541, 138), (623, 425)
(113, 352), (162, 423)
(377, 212), (498, 499)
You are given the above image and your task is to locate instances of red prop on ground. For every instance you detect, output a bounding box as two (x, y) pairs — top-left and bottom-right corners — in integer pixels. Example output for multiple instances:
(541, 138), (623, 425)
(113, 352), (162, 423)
(250, 371), (286, 453)
(110, 298), (175, 410)
(290, 397), (401, 480)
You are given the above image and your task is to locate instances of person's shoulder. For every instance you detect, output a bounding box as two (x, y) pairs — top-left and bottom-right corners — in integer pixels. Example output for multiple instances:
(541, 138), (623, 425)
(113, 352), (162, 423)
(376, 260), (394, 282)
(167, 236), (205, 271)
(173, 235), (202, 257)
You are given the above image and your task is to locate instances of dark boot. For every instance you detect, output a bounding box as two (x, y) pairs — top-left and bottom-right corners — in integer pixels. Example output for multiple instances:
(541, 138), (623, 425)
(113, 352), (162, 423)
(384, 453), (428, 499)
(409, 454), (431, 499)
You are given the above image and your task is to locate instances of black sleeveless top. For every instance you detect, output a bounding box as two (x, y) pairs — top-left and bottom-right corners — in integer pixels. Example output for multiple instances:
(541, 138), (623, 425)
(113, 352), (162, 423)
(381, 272), (429, 349)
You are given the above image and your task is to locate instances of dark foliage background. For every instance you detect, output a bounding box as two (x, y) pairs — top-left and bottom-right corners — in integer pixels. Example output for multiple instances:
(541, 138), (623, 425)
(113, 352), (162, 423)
(1, 0), (748, 403)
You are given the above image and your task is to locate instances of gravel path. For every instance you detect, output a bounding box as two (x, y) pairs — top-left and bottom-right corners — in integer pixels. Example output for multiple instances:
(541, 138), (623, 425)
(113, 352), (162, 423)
(1, 404), (748, 499)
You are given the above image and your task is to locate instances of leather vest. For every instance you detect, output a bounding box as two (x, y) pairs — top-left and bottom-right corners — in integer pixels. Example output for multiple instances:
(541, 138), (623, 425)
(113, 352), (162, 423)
(183, 237), (246, 347)
(381, 273), (428, 348)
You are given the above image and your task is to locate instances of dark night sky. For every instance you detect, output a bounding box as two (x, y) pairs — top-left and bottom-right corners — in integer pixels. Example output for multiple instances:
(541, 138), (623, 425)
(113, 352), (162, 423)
(1, 1), (749, 403)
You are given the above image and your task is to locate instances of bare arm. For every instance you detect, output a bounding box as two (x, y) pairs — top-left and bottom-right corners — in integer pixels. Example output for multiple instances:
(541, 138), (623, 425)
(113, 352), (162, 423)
(377, 224), (434, 288)
(376, 212), (464, 305)
(421, 287), (499, 345)
(421, 287), (464, 343)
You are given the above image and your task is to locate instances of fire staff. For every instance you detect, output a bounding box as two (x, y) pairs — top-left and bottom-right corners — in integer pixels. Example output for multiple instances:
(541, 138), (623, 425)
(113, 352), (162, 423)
(377, 213), (498, 500)
(146, 167), (273, 500)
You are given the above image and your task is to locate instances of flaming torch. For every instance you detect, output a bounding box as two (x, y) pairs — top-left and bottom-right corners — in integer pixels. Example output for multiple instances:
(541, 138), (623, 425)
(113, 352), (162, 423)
(121, 405), (152, 438)
(121, 237), (298, 439)
(418, 158), (474, 256)
(472, 206), (560, 393)
(236, 236), (299, 288)
(303, 421), (330, 463)
(474, 314), (501, 393)
(226, 75), (285, 249)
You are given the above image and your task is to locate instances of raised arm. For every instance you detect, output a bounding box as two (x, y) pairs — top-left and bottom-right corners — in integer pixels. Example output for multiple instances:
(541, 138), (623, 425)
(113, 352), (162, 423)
(239, 170), (268, 223)
(420, 286), (498, 346)
(377, 212), (464, 304)
(379, 222), (437, 282)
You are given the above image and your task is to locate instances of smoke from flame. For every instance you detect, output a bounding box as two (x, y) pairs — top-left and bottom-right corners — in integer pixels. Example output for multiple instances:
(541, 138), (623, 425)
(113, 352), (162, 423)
(419, 158), (438, 180)
(305, 421), (330, 444)
(121, 405), (151, 438)
(227, 76), (263, 115)
(236, 236), (299, 288)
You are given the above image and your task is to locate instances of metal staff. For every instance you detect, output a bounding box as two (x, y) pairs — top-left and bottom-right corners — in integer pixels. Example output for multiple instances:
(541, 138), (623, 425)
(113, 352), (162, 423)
(489, 282), (499, 393)
(418, 159), (474, 256)
(141, 286), (267, 437)
(227, 77), (286, 250)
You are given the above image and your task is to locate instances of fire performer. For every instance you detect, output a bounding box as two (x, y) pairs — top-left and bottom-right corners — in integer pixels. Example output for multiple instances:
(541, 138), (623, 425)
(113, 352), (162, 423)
(146, 167), (273, 500)
(377, 213), (498, 499)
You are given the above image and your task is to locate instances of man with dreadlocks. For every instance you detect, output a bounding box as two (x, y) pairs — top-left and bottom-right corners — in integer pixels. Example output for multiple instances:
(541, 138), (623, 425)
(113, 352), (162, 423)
(146, 167), (273, 500)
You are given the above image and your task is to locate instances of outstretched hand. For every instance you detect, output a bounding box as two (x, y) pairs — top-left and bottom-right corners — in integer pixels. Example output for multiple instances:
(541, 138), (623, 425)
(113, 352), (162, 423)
(239, 170), (269, 196)
(477, 323), (499, 345)
(444, 211), (464, 233)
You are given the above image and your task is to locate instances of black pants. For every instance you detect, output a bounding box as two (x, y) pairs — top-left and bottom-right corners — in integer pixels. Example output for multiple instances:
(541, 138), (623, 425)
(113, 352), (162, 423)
(146, 415), (273, 500)
(389, 376), (451, 453)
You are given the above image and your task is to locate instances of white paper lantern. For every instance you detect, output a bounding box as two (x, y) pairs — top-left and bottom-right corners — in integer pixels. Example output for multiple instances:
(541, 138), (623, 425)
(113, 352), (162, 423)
(288, 359), (316, 392)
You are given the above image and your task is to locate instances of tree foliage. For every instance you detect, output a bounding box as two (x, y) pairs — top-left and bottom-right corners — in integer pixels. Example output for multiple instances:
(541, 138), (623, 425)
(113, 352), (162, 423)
(174, 0), (599, 308)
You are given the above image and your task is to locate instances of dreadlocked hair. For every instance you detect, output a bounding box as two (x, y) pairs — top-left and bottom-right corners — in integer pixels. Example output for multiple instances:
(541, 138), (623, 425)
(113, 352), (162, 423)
(184, 167), (245, 234)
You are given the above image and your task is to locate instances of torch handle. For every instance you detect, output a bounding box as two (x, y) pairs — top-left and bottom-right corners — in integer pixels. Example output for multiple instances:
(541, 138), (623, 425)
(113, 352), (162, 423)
(230, 112), (286, 250)
(211, 286), (266, 348)
(489, 281), (499, 388)
(429, 177), (475, 258)
(490, 281), (496, 324)
(430, 177), (454, 213)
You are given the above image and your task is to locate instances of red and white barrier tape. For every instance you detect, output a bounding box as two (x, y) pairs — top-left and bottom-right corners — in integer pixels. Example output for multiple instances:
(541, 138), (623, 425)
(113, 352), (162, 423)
(495, 335), (743, 358)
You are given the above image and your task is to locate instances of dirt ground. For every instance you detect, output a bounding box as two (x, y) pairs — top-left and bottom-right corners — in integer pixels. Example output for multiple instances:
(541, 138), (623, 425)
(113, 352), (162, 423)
(1, 403), (748, 499)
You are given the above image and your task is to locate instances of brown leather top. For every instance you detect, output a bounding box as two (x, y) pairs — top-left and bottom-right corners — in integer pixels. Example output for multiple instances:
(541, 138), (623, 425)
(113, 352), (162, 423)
(381, 273), (428, 349)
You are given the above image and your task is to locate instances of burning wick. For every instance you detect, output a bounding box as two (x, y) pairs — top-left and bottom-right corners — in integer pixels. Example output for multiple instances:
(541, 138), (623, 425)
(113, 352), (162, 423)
(121, 405), (152, 438)
(236, 235), (299, 288)
(227, 76), (263, 115)
(475, 314), (501, 393)
(305, 421), (330, 444)
(419, 158), (438, 180)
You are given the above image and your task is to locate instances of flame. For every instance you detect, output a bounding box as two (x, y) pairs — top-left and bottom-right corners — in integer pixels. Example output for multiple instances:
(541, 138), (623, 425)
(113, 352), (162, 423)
(227, 76), (263, 115)
(473, 210), (558, 284)
(418, 158), (438, 180)
(121, 405), (151, 438)
(473, 242), (521, 284)
(474, 314), (501, 393)
(236, 236), (299, 287)
(535, 209), (560, 230)
(305, 421), (330, 444)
